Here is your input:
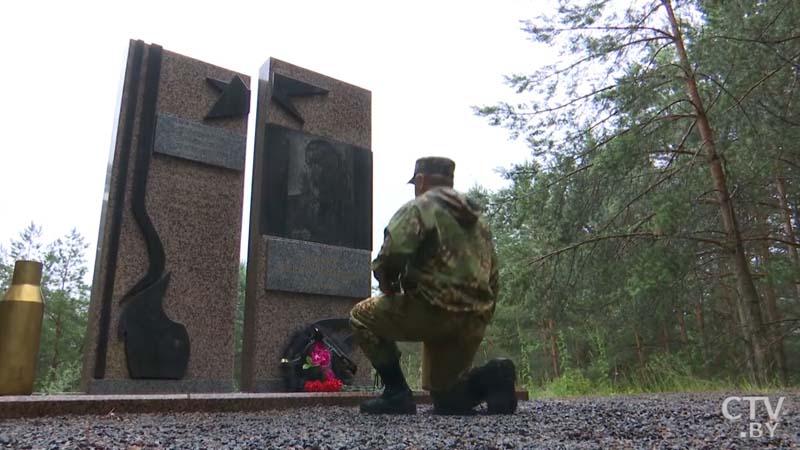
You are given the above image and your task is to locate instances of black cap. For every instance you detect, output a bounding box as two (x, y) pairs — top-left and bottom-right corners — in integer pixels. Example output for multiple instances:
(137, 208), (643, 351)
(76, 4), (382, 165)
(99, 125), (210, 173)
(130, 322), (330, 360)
(407, 157), (456, 184)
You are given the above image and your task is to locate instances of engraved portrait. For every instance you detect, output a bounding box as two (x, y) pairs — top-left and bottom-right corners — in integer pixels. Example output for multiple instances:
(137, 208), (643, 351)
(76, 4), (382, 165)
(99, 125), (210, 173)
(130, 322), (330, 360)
(261, 124), (372, 250)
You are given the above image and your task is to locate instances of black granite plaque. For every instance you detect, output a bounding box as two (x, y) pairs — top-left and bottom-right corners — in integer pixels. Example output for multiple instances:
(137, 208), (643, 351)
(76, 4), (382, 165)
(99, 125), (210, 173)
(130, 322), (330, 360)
(260, 124), (372, 250)
(264, 237), (371, 298)
(154, 114), (246, 171)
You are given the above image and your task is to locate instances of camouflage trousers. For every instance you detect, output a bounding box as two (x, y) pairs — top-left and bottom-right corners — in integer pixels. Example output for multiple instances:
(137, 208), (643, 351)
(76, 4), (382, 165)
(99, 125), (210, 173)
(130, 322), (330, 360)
(349, 293), (492, 391)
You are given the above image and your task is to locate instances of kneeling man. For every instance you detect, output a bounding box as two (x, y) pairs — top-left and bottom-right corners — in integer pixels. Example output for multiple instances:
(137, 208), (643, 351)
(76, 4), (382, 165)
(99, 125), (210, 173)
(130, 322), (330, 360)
(350, 157), (516, 415)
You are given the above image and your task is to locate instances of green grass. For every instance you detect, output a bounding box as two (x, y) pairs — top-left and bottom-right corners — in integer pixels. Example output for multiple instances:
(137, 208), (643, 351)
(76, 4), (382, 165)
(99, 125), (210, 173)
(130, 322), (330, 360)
(391, 344), (793, 399)
(527, 356), (790, 399)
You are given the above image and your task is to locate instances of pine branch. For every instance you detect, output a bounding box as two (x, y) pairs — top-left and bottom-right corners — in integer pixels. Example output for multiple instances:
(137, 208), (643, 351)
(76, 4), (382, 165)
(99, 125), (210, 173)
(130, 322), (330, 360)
(707, 34), (800, 45)
(529, 25), (674, 40)
(513, 85), (617, 116)
(527, 232), (724, 266)
(546, 164), (594, 187)
(521, 36), (674, 86)
(599, 125), (698, 232)
(742, 236), (800, 248)
(728, 52), (800, 112)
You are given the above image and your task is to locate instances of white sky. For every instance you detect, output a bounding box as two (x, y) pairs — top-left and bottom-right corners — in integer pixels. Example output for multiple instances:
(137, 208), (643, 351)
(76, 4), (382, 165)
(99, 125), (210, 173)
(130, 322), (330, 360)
(0, 0), (550, 273)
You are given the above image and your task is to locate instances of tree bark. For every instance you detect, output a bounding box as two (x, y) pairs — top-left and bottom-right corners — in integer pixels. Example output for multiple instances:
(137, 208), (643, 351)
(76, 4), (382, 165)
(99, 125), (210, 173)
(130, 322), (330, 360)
(49, 313), (63, 385)
(661, 325), (670, 353)
(756, 224), (788, 385)
(676, 308), (689, 345)
(694, 291), (709, 377)
(775, 175), (800, 299)
(634, 330), (645, 369)
(721, 281), (755, 377)
(547, 319), (561, 378)
(663, 0), (773, 384)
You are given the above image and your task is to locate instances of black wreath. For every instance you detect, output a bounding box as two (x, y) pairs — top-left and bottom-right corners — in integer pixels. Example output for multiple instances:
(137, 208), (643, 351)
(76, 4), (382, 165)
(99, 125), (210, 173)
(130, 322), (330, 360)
(279, 318), (358, 391)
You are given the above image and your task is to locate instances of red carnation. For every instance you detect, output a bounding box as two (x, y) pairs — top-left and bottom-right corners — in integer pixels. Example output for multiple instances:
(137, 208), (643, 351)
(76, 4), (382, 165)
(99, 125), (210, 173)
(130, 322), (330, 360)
(303, 380), (325, 392)
(322, 379), (343, 392)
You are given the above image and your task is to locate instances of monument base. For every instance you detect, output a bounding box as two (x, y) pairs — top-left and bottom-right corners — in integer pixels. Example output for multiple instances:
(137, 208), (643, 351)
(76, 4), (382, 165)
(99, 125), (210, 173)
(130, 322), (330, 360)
(0, 391), (531, 419)
(245, 378), (375, 393)
(84, 378), (234, 395)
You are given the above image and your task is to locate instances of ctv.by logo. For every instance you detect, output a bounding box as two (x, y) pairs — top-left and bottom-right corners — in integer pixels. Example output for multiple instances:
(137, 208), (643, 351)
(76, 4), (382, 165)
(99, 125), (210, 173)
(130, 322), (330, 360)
(721, 396), (785, 438)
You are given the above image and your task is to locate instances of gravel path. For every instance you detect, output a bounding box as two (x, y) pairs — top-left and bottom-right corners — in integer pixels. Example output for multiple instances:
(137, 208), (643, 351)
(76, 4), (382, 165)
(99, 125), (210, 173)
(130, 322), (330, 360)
(1, 393), (798, 449)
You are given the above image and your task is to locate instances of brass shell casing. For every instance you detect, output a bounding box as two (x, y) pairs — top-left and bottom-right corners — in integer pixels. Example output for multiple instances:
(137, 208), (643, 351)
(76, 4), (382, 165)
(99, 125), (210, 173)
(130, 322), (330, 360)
(0, 260), (45, 395)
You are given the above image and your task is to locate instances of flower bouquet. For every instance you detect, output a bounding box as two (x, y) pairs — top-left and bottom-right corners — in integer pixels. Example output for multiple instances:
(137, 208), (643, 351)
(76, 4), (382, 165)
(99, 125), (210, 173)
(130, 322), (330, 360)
(279, 319), (357, 392)
(301, 341), (344, 392)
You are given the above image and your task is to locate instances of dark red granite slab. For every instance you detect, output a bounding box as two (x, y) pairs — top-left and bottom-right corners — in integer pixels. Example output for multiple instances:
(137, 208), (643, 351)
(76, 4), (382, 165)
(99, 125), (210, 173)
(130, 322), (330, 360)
(0, 391), (529, 419)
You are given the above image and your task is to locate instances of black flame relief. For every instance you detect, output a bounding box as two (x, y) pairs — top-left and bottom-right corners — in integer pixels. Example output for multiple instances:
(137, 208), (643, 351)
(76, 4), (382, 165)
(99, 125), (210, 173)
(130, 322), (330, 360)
(117, 43), (190, 380)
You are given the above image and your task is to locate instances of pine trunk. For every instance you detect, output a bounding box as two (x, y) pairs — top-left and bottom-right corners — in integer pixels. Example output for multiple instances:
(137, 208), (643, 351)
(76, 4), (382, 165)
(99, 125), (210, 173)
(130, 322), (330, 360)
(548, 319), (561, 378)
(694, 292), (709, 376)
(676, 309), (689, 345)
(663, 0), (773, 384)
(757, 227), (788, 385)
(49, 315), (63, 385)
(775, 175), (800, 299)
(634, 330), (645, 369)
(721, 281), (755, 377)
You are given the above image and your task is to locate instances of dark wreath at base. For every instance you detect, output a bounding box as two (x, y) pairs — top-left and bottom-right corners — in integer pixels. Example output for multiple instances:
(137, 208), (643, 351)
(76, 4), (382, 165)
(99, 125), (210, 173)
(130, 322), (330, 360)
(279, 318), (358, 392)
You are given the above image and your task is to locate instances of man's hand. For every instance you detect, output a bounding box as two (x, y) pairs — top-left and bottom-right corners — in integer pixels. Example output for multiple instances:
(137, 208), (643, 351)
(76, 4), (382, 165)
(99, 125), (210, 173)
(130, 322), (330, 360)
(379, 280), (398, 295)
(375, 268), (400, 295)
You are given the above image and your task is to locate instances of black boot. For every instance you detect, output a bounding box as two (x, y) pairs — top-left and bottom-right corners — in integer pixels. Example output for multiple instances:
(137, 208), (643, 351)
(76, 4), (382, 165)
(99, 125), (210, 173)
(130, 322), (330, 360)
(360, 361), (416, 414)
(468, 358), (517, 414)
(431, 358), (518, 415)
(431, 383), (481, 415)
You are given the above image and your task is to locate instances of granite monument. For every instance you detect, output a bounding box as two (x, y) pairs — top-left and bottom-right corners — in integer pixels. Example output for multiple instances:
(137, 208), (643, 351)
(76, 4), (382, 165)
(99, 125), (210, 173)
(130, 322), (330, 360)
(241, 58), (372, 391)
(81, 40), (250, 394)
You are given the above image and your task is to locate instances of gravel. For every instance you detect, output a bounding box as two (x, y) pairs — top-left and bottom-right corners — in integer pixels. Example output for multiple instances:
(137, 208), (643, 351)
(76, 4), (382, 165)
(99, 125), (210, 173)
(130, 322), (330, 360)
(0, 392), (798, 449)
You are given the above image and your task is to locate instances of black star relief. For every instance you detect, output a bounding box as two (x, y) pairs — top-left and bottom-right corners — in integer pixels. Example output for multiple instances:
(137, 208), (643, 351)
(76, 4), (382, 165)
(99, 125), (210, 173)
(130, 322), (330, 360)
(205, 75), (251, 120)
(271, 73), (328, 124)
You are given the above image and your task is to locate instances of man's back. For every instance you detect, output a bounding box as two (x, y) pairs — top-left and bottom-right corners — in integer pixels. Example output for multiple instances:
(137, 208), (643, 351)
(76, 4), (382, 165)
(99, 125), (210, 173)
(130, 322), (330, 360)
(403, 187), (498, 312)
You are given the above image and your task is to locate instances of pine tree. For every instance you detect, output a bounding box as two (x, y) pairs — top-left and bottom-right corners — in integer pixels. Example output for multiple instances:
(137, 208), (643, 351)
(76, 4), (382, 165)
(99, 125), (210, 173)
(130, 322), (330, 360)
(478, 0), (799, 385)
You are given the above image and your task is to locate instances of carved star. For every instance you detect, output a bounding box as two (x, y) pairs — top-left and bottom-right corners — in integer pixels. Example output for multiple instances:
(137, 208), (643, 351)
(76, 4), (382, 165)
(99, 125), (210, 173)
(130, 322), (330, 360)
(205, 75), (251, 120)
(271, 73), (328, 124)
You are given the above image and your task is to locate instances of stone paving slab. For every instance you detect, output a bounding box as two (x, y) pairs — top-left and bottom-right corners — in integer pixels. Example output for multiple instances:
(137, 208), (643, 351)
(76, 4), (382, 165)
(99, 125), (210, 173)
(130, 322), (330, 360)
(0, 391), (529, 419)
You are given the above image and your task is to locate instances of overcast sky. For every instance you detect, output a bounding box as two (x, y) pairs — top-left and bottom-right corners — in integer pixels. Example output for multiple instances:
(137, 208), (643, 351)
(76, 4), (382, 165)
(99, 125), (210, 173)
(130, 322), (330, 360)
(0, 0), (550, 273)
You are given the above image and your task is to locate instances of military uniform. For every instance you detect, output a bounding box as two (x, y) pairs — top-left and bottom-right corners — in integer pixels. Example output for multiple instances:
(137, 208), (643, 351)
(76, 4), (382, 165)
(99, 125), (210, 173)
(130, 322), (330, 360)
(351, 186), (498, 391)
(351, 157), (515, 416)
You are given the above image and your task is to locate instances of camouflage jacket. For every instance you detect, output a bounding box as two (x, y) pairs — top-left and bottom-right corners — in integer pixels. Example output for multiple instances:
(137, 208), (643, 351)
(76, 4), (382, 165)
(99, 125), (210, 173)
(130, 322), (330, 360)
(372, 187), (499, 312)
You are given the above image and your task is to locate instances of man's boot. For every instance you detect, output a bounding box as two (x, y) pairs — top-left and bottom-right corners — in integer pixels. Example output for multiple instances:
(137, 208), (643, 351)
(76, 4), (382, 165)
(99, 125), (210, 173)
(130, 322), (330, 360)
(430, 383), (481, 415)
(431, 358), (517, 415)
(467, 358), (517, 414)
(360, 360), (416, 414)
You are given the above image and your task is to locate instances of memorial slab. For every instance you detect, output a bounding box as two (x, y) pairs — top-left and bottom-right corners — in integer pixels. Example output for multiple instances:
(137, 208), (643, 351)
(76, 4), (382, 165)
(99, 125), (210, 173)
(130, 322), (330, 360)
(242, 58), (372, 391)
(82, 40), (250, 394)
